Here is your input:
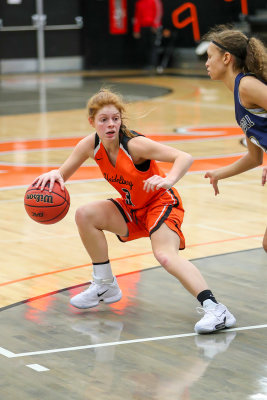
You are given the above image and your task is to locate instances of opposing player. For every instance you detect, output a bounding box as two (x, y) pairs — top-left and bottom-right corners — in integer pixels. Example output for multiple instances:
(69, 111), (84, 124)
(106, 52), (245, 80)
(33, 88), (236, 334)
(203, 25), (267, 251)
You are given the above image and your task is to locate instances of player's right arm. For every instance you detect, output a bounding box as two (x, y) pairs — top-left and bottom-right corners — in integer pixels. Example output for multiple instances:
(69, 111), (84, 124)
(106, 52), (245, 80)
(33, 134), (95, 191)
(205, 139), (263, 195)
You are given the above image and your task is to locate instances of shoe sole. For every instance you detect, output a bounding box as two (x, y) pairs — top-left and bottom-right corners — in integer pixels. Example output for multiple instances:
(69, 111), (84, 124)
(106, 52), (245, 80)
(195, 314), (236, 334)
(103, 292), (122, 305)
(225, 314), (236, 329)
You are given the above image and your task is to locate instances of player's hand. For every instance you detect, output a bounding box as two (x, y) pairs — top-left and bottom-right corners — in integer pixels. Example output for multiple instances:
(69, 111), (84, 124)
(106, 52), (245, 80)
(262, 166), (267, 186)
(32, 170), (65, 192)
(143, 175), (172, 192)
(204, 171), (219, 195)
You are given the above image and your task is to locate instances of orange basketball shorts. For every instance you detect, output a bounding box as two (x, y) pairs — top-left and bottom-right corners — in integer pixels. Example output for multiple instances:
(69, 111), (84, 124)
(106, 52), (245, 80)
(109, 188), (185, 250)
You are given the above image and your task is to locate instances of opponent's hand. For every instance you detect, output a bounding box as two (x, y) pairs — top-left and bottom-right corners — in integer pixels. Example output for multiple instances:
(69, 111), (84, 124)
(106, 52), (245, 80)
(262, 166), (267, 186)
(32, 170), (65, 192)
(143, 175), (172, 193)
(204, 171), (219, 195)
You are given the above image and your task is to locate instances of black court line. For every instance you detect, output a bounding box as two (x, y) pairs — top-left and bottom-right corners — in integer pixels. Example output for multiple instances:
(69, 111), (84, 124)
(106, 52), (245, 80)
(0, 247), (263, 312)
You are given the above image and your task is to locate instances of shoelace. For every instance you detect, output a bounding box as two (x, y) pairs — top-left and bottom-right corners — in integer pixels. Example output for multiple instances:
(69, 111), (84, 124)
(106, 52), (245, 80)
(196, 306), (217, 316)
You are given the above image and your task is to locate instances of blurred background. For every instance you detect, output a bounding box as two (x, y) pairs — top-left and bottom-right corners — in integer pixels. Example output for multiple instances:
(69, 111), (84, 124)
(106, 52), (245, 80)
(0, 0), (267, 75)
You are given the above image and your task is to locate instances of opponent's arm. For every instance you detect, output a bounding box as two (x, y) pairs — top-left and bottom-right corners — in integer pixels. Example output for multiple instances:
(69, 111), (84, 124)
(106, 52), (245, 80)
(205, 139), (263, 195)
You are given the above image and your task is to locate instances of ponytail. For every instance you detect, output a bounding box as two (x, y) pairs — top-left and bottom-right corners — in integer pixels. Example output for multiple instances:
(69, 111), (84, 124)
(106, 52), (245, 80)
(203, 25), (267, 81)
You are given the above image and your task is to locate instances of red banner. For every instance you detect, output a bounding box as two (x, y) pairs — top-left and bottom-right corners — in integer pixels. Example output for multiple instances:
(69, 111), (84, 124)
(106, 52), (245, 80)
(109, 0), (127, 34)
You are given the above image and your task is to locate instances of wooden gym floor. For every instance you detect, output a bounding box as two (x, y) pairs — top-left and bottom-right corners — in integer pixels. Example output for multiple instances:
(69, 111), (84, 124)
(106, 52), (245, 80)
(0, 70), (266, 399)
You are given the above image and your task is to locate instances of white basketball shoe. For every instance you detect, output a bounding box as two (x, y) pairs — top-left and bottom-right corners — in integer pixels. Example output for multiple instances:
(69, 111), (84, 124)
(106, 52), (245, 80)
(70, 277), (122, 309)
(194, 303), (236, 334)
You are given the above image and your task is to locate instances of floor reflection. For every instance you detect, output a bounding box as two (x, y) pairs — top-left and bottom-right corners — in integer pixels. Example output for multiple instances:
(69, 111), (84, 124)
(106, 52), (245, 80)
(0, 249), (266, 399)
(0, 75), (170, 115)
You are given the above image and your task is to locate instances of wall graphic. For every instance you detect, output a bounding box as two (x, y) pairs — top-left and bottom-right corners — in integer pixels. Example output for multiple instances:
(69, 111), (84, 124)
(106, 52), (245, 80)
(109, 0), (128, 34)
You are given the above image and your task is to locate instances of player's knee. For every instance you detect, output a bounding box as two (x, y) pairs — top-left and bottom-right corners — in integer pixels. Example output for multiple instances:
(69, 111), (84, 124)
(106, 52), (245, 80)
(153, 250), (170, 269)
(75, 205), (92, 227)
(263, 238), (267, 253)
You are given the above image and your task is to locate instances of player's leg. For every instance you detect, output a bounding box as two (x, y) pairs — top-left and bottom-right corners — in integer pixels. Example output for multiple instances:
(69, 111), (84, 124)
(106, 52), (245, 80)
(150, 223), (236, 333)
(150, 222), (208, 296)
(70, 200), (128, 309)
(75, 199), (128, 262)
(263, 227), (267, 253)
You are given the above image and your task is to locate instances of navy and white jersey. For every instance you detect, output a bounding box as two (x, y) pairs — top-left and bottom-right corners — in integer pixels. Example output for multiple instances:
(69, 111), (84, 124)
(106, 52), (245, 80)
(234, 72), (267, 152)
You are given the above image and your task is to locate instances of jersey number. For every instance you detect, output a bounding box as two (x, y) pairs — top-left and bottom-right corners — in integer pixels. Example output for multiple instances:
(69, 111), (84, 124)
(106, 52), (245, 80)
(122, 188), (135, 206)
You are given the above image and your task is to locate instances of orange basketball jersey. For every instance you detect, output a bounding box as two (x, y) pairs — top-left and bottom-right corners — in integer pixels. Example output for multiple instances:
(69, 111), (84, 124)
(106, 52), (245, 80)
(94, 131), (181, 210)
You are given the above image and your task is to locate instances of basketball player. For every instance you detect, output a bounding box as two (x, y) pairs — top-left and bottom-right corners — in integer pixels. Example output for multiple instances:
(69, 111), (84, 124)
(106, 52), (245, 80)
(203, 25), (267, 252)
(33, 89), (236, 334)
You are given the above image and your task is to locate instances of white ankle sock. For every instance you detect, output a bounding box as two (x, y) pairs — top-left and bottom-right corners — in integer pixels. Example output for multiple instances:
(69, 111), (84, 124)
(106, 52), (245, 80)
(93, 261), (113, 283)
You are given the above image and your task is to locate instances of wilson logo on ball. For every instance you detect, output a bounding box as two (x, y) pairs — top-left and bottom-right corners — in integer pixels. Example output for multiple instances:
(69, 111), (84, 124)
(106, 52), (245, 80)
(24, 181), (70, 224)
(26, 194), (53, 203)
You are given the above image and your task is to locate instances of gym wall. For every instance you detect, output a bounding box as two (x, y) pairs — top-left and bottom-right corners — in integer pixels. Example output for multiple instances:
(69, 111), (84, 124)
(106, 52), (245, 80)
(0, 0), (266, 72)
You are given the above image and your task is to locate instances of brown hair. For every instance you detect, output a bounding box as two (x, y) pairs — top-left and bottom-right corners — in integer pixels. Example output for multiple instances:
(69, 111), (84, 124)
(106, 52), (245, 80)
(203, 25), (267, 82)
(87, 88), (135, 138)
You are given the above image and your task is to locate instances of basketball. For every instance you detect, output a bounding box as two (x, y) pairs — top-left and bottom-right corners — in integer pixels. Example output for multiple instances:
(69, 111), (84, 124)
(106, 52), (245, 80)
(24, 181), (70, 224)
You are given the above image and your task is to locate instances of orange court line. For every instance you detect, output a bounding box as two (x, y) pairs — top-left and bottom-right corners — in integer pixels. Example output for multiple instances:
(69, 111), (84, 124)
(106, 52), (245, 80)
(0, 138), (81, 152)
(0, 127), (243, 152)
(2, 126), (261, 188)
(188, 154), (267, 171)
(0, 234), (263, 288)
(0, 165), (103, 187)
(1, 154), (266, 188)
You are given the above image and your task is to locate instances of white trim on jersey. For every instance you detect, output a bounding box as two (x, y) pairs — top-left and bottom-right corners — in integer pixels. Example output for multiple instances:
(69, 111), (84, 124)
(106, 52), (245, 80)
(247, 108), (267, 118)
(113, 199), (133, 222)
(120, 143), (133, 161)
(94, 140), (101, 157)
(249, 136), (267, 153)
(149, 205), (167, 232)
(165, 189), (177, 205)
(239, 92), (267, 118)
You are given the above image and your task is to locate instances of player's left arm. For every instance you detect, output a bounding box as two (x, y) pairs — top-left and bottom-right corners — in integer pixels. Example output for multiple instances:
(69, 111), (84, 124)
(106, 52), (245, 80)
(129, 136), (193, 192)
